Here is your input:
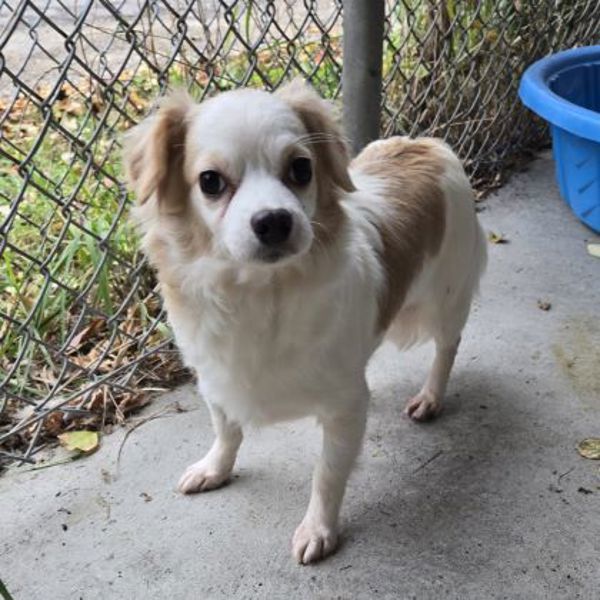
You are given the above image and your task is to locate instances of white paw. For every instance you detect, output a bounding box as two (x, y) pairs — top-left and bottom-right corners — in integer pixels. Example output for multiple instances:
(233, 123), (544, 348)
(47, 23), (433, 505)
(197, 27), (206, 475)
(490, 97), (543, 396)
(177, 460), (231, 494)
(405, 390), (442, 422)
(292, 521), (338, 565)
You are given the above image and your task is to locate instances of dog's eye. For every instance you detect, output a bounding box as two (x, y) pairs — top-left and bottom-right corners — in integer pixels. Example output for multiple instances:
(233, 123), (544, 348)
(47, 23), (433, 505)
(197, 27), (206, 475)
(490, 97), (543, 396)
(288, 157), (312, 186)
(199, 170), (226, 196)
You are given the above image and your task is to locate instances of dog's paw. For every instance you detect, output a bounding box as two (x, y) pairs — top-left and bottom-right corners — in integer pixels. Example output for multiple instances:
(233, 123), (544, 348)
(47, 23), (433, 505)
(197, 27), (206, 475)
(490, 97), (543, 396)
(292, 521), (338, 565)
(177, 460), (231, 494)
(405, 390), (442, 422)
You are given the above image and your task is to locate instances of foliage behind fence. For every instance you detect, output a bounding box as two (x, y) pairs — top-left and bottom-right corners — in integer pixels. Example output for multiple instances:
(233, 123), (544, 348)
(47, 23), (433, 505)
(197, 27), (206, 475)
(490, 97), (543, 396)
(1, 0), (599, 466)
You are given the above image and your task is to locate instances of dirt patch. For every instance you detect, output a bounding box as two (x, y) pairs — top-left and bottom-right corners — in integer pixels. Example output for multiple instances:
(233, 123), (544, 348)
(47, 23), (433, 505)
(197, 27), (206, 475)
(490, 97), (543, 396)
(553, 316), (600, 407)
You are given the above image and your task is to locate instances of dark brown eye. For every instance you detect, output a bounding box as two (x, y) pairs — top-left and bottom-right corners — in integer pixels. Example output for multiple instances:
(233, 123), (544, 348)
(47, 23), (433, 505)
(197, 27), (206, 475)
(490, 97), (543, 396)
(199, 170), (226, 196)
(288, 157), (312, 186)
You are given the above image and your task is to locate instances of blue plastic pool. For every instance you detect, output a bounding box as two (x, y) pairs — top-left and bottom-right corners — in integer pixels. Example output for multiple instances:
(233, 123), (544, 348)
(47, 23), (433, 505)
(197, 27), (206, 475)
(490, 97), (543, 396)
(519, 46), (600, 233)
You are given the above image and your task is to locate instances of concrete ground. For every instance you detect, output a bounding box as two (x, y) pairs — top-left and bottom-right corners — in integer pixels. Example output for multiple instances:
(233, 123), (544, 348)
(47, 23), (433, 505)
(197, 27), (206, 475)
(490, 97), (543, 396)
(1, 153), (599, 599)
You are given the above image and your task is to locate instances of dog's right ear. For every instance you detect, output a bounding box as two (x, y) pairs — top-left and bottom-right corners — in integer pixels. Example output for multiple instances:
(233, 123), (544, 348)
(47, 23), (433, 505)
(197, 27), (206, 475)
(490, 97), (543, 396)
(123, 91), (194, 209)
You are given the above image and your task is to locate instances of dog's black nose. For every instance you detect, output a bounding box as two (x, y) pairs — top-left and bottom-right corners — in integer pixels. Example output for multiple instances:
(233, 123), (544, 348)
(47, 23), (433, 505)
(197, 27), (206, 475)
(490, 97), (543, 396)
(251, 209), (293, 246)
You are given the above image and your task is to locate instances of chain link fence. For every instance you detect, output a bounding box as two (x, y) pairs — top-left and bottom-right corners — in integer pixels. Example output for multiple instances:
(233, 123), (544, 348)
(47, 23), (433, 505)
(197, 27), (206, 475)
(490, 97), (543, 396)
(1, 0), (599, 468)
(381, 0), (600, 187)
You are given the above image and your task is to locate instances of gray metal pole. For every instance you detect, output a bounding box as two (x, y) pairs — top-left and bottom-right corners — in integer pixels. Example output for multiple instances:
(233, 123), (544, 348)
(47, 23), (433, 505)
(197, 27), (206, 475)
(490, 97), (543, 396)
(342, 0), (385, 156)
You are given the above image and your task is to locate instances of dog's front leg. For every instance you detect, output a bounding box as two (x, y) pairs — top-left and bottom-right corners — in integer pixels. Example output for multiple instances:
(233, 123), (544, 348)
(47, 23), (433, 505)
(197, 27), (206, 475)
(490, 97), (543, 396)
(292, 395), (367, 564)
(178, 402), (243, 494)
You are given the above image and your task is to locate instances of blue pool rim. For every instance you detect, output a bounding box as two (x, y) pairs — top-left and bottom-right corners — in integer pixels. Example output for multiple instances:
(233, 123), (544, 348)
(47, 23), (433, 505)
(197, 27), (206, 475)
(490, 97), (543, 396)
(519, 45), (600, 143)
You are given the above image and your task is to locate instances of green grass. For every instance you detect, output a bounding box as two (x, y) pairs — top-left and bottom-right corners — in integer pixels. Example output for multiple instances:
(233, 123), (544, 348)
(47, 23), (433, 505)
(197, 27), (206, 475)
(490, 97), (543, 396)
(1, 88), (146, 400)
(0, 577), (15, 600)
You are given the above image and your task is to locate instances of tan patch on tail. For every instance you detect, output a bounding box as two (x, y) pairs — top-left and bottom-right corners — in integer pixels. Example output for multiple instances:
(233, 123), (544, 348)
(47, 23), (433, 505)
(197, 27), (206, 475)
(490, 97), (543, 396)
(352, 137), (447, 332)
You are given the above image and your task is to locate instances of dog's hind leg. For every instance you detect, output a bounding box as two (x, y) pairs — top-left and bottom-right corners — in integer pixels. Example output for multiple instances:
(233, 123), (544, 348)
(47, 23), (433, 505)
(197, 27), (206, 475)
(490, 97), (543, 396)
(178, 403), (243, 493)
(404, 288), (474, 421)
(404, 335), (461, 421)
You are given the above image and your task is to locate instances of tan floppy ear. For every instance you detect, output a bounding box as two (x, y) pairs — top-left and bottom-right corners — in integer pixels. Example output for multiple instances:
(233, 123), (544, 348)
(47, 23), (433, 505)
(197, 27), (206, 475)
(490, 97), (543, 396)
(123, 90), (194, 210)
(277, 79), (355, 193)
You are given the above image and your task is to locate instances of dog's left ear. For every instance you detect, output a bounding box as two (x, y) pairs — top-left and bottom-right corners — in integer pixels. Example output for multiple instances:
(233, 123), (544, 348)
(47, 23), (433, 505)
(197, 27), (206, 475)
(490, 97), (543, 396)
(277, 79), (355, 193)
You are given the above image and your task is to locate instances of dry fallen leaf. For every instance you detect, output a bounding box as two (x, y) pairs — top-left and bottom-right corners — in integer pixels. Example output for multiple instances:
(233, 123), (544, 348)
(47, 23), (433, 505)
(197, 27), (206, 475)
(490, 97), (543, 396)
(58, 430), (100, 454)
(128, 90), (149, 113)
(118, 392), (150, 416)
(587, 243), (600, 258)
(537, 300), (552, 311)
(44, 411), (65, 436)
(488, 231), (509, 244)
(577, 438), (600, 460)
(66, 318), (106, 354)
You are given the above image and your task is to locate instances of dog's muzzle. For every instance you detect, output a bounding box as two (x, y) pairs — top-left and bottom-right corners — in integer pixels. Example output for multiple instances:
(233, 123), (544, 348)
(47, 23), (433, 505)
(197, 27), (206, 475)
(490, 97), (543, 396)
(250, 209), (296, 262)
(251, 209), (293, 246)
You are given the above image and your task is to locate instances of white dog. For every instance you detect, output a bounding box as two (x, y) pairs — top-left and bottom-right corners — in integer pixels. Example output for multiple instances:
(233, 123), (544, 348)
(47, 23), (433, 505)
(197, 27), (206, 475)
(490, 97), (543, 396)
(124, 80), (487, 564)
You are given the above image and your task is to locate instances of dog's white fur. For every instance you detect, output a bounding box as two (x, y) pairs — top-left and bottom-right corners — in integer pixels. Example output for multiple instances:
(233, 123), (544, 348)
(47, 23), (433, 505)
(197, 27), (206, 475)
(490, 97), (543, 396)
(124, 81), (487, 564)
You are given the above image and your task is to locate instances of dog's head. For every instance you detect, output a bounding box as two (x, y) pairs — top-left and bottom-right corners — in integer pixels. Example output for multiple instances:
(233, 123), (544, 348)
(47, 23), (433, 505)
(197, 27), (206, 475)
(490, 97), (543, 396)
(124, 80), (354, 268)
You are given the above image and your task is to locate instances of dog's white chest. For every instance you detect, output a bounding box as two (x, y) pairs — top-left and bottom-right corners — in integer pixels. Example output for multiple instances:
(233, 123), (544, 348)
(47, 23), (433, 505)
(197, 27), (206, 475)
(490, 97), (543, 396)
(169, 267), (379, 424)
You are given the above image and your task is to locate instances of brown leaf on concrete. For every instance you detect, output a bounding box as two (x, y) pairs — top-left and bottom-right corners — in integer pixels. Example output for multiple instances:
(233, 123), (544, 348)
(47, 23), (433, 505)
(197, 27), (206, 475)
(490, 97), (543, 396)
(488, 231), (509, 244)
(577, 438), (600, 460)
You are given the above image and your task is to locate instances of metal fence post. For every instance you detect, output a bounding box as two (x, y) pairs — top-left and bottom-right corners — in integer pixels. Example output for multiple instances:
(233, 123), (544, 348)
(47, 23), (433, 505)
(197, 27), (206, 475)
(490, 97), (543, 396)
(342, 0), (385, 155)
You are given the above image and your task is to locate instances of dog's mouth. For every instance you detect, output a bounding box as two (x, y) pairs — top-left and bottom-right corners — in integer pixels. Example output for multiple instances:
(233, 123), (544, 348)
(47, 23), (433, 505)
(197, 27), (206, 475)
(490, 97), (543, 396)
(255, 246), (292, 264)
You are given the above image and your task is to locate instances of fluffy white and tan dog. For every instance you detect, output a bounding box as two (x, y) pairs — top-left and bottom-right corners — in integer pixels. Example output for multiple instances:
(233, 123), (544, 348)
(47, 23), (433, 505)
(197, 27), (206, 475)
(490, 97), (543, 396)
(124, 80), (486, 564)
